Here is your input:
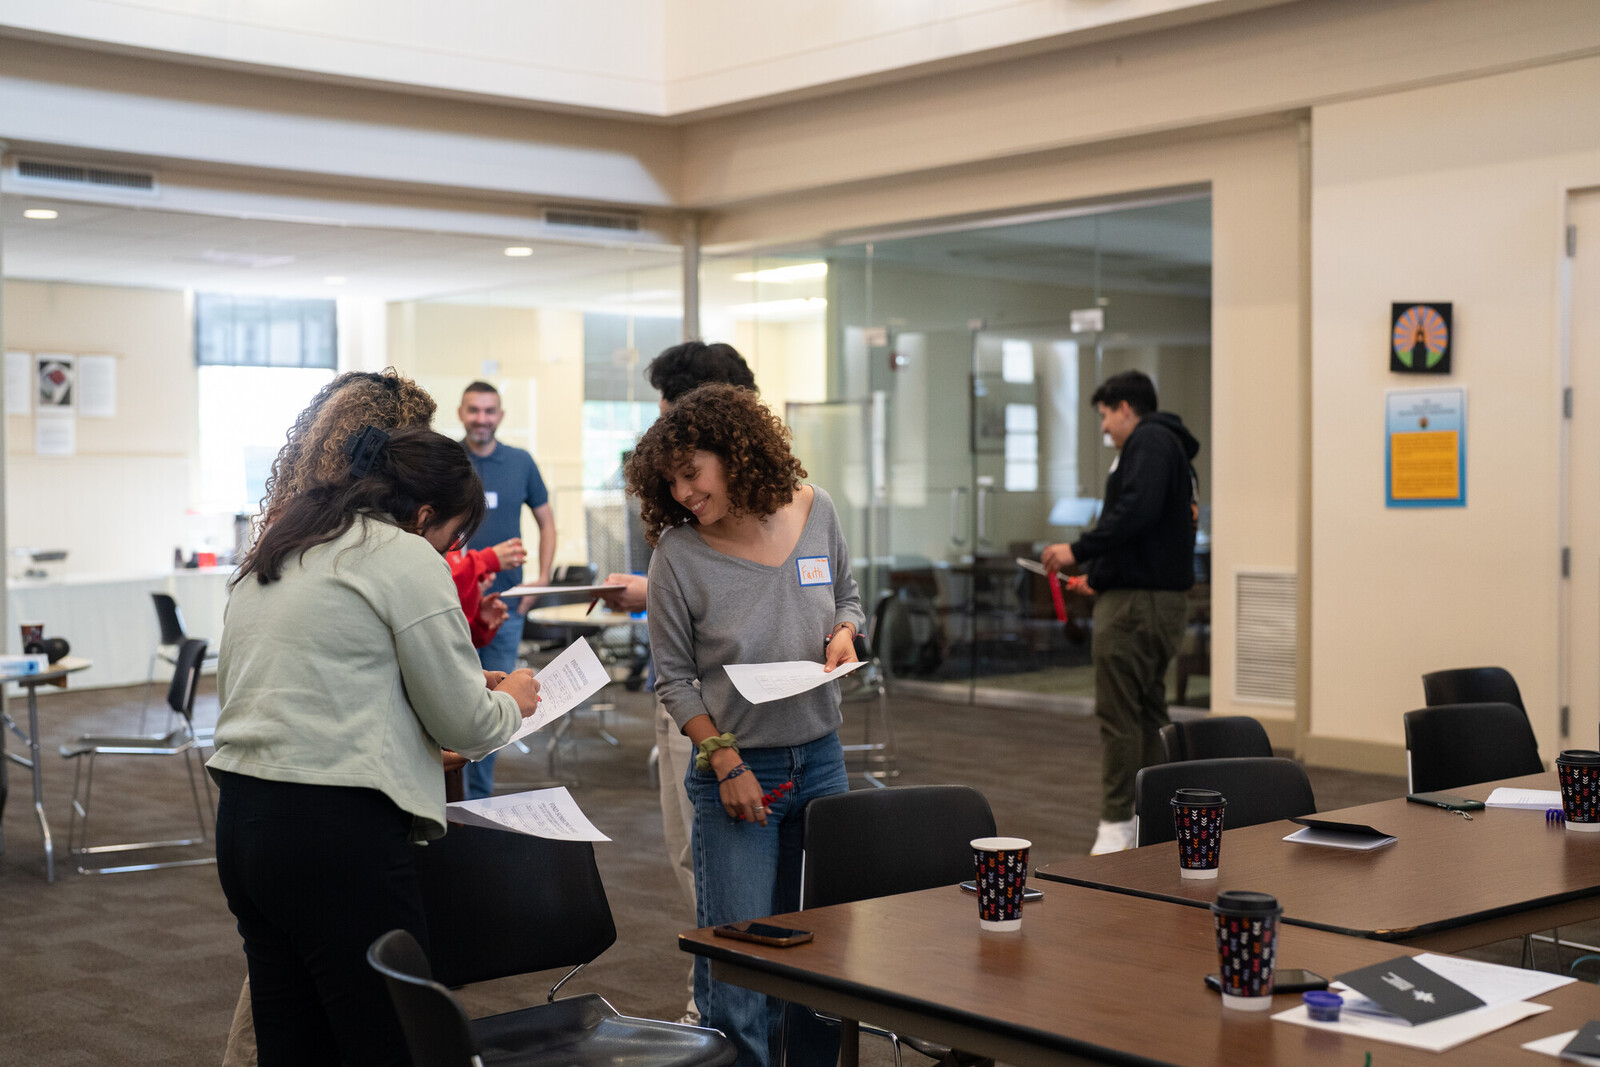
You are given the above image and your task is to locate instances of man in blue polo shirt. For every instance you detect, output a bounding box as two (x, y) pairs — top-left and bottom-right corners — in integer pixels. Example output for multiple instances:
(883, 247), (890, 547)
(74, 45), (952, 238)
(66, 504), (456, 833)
(459, 380), (556, 799)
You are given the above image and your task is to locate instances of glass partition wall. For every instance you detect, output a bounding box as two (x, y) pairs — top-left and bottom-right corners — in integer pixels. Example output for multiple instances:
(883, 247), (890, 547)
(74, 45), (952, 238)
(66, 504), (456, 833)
(703, 195), (1213, 712)
(392, 243), (683, 577)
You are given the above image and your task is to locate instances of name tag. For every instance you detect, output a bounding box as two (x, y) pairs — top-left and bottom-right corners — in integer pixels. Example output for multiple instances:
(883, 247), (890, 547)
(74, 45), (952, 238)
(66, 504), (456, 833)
(485, 491), (499, 509)
(796, 556), (832, 586)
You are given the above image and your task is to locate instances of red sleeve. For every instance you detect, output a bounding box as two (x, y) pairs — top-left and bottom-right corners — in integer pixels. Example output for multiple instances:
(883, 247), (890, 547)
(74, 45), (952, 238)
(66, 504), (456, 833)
(470, 546), (502, 576)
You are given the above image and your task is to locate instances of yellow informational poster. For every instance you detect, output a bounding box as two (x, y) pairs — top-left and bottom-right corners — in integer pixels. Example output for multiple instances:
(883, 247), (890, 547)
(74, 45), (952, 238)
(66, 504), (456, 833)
(1390, 430), (1459, 499)
(1386, 388), (1466, 508)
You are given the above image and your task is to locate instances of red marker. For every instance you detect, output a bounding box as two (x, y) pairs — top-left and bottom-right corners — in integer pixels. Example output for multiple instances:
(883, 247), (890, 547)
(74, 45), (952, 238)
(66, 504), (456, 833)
(585, 597), (600, 616)
(1048, 572), (1068, 622)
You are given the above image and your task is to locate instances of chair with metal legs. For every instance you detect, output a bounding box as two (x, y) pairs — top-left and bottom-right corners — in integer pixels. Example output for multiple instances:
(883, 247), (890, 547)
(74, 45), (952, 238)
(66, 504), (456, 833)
(62, 638), (215, 874)
(141, 593), (218, 737)
(838, 593), (898, 785)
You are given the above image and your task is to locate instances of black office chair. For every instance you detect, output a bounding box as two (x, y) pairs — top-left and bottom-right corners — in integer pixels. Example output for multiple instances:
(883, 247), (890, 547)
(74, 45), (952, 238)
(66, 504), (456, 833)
(1133, 757), (1316, 847)
(1403, 701), (1543, 794)
(1421, 666), (1526, 713)
(373, 823), (735, 1067)
(142, 593), (218, 734)
(798, 786), (997, 1067)
(62, 638), (215, 874)
(838, 593), (898, 783)
(1158, 715), (1275, 763)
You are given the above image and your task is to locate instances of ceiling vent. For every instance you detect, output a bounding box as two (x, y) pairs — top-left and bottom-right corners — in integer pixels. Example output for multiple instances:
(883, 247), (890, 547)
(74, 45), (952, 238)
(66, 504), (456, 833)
(1234, 569), (1297, 705)
(13, 158), (160, 197)
(542, 207), (640, 232)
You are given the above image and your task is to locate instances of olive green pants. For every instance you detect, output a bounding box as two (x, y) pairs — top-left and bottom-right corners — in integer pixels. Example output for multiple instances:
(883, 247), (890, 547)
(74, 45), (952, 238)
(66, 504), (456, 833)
(1092, 588), (1188, 822)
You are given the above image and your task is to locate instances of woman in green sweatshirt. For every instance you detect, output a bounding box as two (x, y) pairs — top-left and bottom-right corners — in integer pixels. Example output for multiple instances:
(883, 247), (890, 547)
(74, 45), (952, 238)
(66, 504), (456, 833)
(208, 426), (541, 1067)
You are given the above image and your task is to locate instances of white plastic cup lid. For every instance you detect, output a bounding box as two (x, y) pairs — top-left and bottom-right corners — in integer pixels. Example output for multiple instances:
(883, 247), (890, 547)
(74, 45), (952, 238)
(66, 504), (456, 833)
(971, 836), (1032, 851)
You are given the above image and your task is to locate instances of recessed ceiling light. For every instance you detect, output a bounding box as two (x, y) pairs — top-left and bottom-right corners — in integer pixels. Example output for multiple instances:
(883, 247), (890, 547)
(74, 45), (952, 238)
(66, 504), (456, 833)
(503, 246), (534, 257)
(324, 276), (347, 285)
(23, 208), (59, 220)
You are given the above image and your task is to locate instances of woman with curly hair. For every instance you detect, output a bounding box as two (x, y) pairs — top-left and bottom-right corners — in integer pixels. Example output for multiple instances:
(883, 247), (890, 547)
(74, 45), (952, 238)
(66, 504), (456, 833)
(258, 369), (437, 526)
(625, 383), (863, 1067)
(255, 369), (523, 644)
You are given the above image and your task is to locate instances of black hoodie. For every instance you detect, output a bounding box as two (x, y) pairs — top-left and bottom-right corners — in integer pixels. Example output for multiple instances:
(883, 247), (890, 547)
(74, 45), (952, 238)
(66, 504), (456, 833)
(1070, 411), (1201, 593)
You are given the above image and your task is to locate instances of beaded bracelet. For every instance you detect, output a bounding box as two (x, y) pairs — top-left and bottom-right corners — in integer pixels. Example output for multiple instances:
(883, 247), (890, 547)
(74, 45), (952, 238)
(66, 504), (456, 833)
(718, 762), (750, 785)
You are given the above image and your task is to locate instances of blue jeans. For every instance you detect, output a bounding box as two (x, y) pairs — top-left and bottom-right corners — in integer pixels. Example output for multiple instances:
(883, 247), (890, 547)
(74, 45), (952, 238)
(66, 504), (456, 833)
(466, 612), (523, 799)
(688, 733), (847, 1067)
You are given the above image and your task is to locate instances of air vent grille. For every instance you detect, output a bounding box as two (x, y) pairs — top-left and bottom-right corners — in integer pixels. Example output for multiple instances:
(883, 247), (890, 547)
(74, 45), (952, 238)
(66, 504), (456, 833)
(1235, 570), (1297, 705)
(542, 208), (640, 232)
(15, 159), (158, 193)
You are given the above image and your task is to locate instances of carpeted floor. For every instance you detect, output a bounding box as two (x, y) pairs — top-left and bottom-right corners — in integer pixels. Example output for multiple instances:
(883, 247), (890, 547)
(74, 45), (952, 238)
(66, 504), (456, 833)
(1, 678), (1566, 1065)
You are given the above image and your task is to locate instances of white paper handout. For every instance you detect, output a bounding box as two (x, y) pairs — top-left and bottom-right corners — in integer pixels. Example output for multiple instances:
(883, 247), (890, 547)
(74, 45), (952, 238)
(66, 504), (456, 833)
(496, 637), (609, 749)
(446, 787), (610, 841)
(1486, 788), (1563, 810)
(724, 659), (865, 704)
(1523, 1029), (1600, 1062)
(1015, 557), (1068, 584)
(499, 583), (626, 599)
(1274, 1000), (1549, 1053)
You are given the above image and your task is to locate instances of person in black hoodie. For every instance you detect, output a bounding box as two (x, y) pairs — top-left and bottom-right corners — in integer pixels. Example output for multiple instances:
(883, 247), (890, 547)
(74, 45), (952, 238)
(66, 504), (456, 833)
(1041, 370), (1201, 855)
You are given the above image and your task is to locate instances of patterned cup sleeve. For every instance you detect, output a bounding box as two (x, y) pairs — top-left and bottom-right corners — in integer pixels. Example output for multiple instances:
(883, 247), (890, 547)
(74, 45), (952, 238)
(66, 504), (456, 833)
(973, 847), (1031, 922)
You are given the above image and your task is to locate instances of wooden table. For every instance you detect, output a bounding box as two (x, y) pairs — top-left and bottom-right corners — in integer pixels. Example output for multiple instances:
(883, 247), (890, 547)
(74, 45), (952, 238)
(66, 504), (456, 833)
(0, 656), (92, 882)
(1036, 774), (1600, 951)
(680, 882), (1600, 1066)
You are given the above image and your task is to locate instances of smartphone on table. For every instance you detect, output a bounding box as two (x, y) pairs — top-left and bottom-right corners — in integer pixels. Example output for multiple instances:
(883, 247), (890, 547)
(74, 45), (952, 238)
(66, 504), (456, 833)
(960, 881), (1043, 902)
(1205, 969), (1328, 994)
(713, 921), (814, 947)
(1406, 791), (1486, 812)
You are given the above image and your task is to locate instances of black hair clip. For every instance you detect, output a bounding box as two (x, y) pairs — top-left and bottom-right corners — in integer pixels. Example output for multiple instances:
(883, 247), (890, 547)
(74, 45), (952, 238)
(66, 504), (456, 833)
(345, 425), (390, 478)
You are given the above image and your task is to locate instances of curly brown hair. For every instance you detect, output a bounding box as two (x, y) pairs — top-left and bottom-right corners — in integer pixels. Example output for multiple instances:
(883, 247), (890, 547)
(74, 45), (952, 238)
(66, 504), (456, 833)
(258, 369), (436, 527)
(624, 383), (806, 546)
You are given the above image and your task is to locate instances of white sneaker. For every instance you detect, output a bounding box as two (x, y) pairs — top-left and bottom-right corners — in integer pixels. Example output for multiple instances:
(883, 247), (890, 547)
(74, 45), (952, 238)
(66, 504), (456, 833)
(1090, 818), (1137, 855)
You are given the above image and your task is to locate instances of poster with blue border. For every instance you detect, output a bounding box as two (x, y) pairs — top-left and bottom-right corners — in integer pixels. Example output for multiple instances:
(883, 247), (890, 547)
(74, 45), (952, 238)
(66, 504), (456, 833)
(1385, 387), (1465, 508)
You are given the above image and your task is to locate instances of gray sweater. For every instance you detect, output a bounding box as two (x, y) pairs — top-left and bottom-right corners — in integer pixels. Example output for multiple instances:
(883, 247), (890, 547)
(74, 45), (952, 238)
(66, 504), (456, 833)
(648, 486), (865, 748)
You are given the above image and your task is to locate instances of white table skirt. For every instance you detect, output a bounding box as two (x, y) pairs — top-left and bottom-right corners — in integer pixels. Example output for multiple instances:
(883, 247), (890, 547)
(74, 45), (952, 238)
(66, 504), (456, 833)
(6, 567), (231, 690)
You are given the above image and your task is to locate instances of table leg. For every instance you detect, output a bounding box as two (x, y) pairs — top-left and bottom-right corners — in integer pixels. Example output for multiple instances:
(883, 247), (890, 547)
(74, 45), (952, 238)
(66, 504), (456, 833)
(27, 687), (53, 883)
(1, 705), (9, 856)
(839, 1018), (860, 1067)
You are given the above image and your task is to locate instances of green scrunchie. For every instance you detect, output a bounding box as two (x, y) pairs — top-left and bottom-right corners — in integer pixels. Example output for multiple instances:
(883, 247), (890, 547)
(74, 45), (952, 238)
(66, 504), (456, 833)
(695, 731), (739, 772)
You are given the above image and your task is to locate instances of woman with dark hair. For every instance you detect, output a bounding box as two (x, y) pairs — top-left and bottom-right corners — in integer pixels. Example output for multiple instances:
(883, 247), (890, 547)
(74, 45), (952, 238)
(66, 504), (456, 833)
(624, 383), (863, 1066)
(209, 426), (541, 1067)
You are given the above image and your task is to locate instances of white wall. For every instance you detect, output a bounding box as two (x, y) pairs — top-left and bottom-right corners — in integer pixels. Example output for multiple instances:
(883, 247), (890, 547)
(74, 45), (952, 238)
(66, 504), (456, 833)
(3, 280), (194, 573)
(0, 0), (667, 114)
(1308, 56), (1600, 769)
(0, 0), (1291, 117)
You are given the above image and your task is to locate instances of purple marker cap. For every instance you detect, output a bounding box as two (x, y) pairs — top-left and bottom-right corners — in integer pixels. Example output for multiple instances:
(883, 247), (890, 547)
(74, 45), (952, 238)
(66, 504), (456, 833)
(1302, 990), (1342, 1022)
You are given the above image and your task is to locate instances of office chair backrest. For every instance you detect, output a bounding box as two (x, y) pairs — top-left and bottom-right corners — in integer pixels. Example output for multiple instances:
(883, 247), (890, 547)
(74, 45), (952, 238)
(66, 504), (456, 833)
(1158, 723), (1185, 762)
(1422, 667), (1525, 714)
(1403, 701), (1543, 794)
(413, 824), (616, 988)
(167, 639), (208, 725)
(553, 563), (599, 586)
(1166, 716), (1275, 762)
(367, 929), (479, 1067)
(152, 593), (188, 646)
(801, 785), (996, 909)
(1133, 757), (1316, 847)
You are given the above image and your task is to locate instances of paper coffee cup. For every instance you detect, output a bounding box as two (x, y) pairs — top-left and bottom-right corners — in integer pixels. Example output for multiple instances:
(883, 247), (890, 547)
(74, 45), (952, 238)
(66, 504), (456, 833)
(1172, 788), (1226, 879)
(1211, 890), (1282, 1011)
(1557, 750), (1600, 832)
(971, 836), (1032, 932)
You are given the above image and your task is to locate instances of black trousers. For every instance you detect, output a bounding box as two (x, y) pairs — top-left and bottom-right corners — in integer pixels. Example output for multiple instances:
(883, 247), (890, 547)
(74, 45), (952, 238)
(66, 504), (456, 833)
(215, 771), (427, 1067)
